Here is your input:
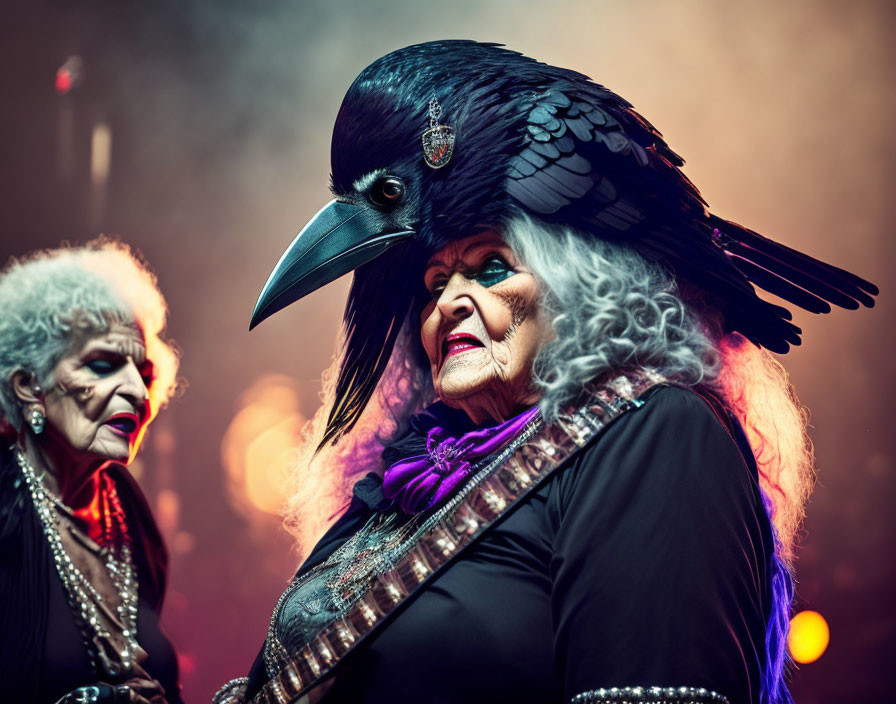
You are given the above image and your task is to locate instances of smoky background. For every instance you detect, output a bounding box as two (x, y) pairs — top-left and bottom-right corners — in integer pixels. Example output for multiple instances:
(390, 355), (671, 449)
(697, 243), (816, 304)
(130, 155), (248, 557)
(1, 1), (893, 701)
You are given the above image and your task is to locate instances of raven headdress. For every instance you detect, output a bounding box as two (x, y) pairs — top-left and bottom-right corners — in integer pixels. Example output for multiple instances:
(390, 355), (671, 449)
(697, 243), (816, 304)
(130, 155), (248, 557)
(250, 41), (877, 445)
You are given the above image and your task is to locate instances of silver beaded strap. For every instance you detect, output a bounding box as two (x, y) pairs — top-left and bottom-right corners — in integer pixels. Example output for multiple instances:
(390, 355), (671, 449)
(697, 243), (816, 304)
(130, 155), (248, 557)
(570, 686), (730, 704)
(212, 677), (250, 704)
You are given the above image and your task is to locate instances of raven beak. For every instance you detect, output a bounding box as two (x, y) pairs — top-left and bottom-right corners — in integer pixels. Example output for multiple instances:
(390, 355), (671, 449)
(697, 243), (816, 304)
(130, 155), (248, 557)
(249, 200), (415, 329)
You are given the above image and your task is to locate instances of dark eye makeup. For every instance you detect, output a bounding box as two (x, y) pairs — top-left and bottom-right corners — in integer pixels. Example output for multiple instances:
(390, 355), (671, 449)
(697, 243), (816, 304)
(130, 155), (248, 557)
(85, 357), (119, 375)
(84, 354), (154, 387)
(426, 254), (516, 298)
(473, 256), (515, 287)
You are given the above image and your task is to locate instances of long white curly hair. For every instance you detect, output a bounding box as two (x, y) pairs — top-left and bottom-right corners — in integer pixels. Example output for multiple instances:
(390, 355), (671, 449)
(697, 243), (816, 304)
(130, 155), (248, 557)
(284, 216), (813, 565)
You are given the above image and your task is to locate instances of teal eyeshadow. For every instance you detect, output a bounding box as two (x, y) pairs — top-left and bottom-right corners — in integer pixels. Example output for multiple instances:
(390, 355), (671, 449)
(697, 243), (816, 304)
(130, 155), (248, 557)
(428, 259), (514, 296)
(474, 260), (514, 287)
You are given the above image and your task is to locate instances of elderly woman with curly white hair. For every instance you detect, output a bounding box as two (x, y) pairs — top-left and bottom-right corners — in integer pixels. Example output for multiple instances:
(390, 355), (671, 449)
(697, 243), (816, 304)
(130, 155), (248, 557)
(0, 240), (182, 704)
(219, 42), (878, 704)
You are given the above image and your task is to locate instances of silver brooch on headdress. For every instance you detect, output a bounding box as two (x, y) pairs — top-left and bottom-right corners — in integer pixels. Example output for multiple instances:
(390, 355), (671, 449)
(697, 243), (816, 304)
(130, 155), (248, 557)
(421, 96), (455, 169)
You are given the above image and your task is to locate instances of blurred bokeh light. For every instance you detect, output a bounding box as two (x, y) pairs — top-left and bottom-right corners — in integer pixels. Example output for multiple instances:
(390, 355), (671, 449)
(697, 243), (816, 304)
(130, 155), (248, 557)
(222, 374), (306, 517)
(789, 610), (831, 664)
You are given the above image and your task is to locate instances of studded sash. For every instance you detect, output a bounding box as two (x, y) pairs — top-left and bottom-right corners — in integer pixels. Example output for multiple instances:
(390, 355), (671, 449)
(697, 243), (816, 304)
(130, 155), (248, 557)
(251, 372), (665, 704)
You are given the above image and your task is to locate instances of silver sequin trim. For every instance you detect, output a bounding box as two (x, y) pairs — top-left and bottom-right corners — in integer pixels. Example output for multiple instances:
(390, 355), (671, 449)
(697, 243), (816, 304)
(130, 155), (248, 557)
(570, 686), (729, 704)
(211, 676), (249, 704)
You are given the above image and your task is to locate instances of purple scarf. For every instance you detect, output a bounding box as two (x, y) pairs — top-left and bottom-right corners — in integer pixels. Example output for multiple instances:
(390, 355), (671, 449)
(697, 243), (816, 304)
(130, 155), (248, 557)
(382, 405), (540, 514)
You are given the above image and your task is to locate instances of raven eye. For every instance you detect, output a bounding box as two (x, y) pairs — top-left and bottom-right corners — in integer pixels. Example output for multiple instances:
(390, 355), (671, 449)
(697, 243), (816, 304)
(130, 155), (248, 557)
(369, 176), (405, 207)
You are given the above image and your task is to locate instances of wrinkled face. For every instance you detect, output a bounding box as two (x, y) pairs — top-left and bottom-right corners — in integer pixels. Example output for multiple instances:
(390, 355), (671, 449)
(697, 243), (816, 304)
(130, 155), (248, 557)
(420, 233), (553, 425)
(42, 323), (153, 464)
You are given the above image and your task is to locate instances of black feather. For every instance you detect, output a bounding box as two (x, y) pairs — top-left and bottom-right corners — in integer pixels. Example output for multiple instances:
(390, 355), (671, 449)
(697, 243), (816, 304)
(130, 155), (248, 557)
(538, 163), (593, 199)
(711, 216), (878, 306)
(558, 153), (591, 175)
(726, 241), (861, 310)
(506, 175), (569, 214)
(727, 256), (832, 314)
(566, 116), (593, 142)
(519, 149), (549, 169)
(529, 141), (561, 160)
(509, 155), (537, 177)
(321, 248), (419, 447)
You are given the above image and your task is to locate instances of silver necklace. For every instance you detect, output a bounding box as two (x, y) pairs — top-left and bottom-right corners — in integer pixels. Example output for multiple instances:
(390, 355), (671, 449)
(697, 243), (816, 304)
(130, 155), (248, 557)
(262, 414), (543, 678)
(15, 449), (140, 678)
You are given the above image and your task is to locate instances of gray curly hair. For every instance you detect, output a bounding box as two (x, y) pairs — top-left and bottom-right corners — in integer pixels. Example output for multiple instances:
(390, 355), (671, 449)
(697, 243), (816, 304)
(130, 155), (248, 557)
(0, 239), (179, 432)
(505, 216), (811, 560)
(503, 215), (720, 420)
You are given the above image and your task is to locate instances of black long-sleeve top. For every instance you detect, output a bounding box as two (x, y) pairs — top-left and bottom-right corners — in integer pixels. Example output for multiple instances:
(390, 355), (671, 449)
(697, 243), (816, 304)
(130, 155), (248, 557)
(248, 385), (777, 704)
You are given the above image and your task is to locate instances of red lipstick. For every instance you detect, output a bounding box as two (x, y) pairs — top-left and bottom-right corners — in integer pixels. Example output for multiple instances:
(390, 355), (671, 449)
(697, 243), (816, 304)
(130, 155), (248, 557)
(442, 332), (485, 364)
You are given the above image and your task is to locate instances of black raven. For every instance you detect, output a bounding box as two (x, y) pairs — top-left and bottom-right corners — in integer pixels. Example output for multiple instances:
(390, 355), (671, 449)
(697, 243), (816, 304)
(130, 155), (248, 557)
(250, 40), (877, 444)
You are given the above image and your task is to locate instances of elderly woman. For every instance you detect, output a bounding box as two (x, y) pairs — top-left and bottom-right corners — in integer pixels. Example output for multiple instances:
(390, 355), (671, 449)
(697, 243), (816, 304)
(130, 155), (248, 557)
(0, 241), (182, 704)
(218, 42), (876, 704)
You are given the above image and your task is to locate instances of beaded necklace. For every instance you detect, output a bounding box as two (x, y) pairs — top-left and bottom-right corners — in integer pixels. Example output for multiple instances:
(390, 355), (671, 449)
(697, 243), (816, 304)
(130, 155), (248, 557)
(15, 449), (140, 678)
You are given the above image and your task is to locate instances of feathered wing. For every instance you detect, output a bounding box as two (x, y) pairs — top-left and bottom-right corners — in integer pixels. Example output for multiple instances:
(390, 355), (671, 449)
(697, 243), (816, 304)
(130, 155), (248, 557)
(322, 245), (421, 447)
(505, 87), (877, 352)
(710, 215), (878, 310)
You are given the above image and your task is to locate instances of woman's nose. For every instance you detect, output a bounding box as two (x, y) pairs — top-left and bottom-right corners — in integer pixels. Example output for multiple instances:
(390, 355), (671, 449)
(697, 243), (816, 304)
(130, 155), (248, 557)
(436, 273), (475, 321)
(118, 360), (149, 409)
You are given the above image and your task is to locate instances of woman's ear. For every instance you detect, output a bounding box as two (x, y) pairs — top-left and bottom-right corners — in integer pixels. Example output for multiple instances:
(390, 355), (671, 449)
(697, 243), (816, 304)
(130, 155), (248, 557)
(11, 370), (42, 404)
